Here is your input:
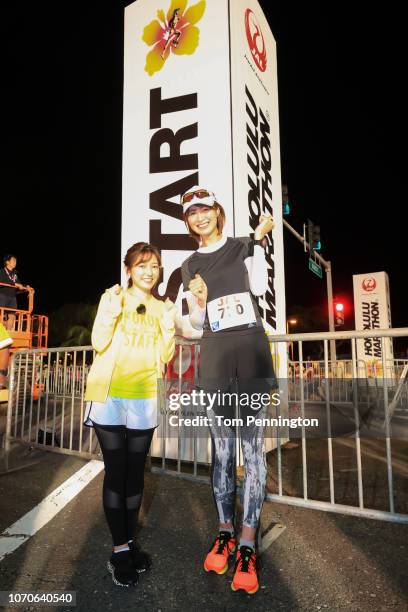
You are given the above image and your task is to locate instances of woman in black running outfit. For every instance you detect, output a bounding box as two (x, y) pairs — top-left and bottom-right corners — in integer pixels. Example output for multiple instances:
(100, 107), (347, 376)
(181, 186), (275, 595)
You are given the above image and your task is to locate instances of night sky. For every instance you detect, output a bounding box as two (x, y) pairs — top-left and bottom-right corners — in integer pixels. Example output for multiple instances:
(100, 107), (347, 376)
(3, 2), (405, 330)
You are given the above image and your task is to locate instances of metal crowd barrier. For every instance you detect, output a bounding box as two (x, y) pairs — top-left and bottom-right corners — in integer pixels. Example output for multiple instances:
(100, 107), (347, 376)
(3, 347), (96, 465)
(2, 329), (408, 525)
(267, 327), (408, 524)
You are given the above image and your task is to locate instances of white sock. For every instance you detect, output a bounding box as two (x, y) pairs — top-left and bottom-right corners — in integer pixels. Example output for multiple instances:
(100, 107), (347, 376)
(220, 526), (235, 537)
(239, 538), (255, 551)
(114, 546), (130, 554)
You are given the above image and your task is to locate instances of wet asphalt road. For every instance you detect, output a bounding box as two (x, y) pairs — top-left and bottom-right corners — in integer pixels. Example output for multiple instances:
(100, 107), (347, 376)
(0, 444), (407, 612)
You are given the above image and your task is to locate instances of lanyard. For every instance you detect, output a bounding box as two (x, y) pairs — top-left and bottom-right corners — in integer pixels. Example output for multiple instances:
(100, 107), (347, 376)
(4, 268), (17, 284)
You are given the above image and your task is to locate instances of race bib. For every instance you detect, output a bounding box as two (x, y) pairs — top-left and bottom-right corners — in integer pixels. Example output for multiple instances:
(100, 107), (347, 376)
(207, 292), (256, 332)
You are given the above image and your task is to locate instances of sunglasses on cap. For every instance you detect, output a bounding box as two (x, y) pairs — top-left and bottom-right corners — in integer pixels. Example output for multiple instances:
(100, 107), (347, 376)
(181, 189), (214, 204)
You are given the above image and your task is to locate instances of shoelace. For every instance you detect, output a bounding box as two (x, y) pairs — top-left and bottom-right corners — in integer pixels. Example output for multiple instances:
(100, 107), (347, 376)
(213, 532), (232, 555)
(237, 547), (256, 573)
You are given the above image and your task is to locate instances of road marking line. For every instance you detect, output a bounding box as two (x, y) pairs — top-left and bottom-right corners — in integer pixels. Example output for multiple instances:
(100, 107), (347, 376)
(259, 522), (286, 554)
(0, 459), (104, 562)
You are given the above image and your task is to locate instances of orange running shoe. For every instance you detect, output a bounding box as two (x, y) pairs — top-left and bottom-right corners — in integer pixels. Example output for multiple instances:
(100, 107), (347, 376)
(203, 531), (236, 574)
(231, 545), (259, 594)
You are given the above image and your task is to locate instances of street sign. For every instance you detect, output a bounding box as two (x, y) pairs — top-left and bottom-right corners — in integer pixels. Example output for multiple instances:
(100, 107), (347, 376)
(309, 258), (323, 278)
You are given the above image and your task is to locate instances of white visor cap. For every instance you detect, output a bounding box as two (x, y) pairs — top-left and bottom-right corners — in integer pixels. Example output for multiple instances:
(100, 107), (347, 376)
(181, 186), (217, 214)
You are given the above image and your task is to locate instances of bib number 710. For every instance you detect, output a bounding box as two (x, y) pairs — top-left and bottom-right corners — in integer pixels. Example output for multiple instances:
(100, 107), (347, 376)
(207, 292), (256, 331)
(217, 295), (244, 318)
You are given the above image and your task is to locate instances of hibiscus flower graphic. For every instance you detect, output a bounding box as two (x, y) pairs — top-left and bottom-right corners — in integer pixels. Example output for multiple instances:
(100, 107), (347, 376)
(142, 0), (206, 76)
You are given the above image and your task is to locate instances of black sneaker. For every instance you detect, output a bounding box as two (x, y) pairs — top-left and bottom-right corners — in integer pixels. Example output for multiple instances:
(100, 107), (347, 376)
(128, 541), (152, 573)
(107, 550), (139, 587)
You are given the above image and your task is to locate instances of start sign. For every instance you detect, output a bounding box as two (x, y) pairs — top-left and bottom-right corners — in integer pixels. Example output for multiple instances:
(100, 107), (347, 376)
(122, 0), (286, 347)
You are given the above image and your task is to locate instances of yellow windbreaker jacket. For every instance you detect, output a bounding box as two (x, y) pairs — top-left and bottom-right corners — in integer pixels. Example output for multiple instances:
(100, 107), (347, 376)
(84, 288), (175, 403)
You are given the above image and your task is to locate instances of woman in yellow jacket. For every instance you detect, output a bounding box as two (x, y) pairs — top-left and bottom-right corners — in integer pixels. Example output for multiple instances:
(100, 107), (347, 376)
(84, 242), (176, 588)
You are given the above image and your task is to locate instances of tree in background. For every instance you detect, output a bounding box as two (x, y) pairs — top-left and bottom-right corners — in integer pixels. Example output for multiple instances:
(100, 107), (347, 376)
(48, 303), (97, 347)
(287, 305), (327, 334)
(287, 305), (328, 360)
(287, 305), (351, 359)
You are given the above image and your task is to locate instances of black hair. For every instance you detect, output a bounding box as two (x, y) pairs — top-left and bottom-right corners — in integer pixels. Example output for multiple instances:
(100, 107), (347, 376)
(3, 254), (16, 265)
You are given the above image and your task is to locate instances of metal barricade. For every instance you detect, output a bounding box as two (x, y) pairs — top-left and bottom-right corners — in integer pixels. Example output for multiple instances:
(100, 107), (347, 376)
(3, 346), (97, 468)
(2, 330), (408, 524)
(267, 328), (408, 524)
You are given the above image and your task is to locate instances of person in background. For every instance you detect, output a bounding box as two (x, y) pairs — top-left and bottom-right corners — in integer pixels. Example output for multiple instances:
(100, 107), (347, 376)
(0, 254), (31, 331)
(84, 242), (176, 588)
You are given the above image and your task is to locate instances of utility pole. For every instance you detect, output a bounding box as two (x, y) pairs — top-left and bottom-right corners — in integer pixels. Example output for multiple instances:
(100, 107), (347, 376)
(283, 218), (336, 363)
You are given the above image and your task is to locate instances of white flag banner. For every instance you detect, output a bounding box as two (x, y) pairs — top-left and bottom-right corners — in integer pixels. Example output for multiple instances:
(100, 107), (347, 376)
(229, 0), (286, 376)
(353, 271), (394, 378)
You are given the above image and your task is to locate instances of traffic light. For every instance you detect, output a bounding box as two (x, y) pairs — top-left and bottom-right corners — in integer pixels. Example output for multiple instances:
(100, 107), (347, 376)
(334, 301), (344, 326)
(307, 219), (321, 251)
(282, 184), (290, 216)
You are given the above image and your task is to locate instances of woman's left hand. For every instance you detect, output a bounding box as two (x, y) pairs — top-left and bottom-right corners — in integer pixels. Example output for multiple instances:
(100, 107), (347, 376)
(254, 214), (274, 240)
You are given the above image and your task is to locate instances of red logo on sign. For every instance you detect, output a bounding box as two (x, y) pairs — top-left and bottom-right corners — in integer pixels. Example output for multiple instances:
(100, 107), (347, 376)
(245, 8), (267, 72)
(362, 278), (377, 292)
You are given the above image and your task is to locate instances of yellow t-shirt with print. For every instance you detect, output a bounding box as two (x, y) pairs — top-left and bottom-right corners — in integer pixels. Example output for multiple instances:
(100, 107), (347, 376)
(109, 292), (174, 399)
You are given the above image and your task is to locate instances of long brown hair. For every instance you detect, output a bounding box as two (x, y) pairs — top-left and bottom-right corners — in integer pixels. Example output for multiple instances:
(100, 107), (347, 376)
(124, 242), (162, 289)
(183, 202), (226, 245)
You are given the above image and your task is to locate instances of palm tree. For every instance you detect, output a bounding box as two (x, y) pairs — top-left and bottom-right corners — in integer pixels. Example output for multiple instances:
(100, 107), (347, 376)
(62, 323), (92, 347)
(48, 303), (97, 347)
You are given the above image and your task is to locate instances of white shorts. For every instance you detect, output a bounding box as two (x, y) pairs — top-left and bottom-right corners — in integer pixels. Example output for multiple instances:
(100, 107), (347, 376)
(84, 396), (158, 430)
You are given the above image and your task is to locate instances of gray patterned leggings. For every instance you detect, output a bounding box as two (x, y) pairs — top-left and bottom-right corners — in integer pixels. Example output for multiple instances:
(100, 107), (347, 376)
(208, 409), (267, 529)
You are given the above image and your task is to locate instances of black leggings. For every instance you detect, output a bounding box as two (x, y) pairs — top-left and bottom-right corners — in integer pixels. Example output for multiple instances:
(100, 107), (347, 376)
(93, 424), (154, 547)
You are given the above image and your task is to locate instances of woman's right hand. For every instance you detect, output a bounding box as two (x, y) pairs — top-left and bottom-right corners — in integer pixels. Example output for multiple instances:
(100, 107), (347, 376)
(105, 284), (123, 317)
(188, 274), (208, 308)
(161, 298), (178, 329)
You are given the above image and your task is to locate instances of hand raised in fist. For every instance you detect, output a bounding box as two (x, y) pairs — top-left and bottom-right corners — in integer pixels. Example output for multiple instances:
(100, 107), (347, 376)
(188, 274), (208, 308)
(254, 214), (274, 240)
(105, 284), (123, 318)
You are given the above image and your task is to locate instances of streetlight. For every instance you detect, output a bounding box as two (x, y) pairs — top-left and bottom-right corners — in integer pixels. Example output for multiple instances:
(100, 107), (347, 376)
(286, 318), (298, 334)
(286, 318), (297, 361)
